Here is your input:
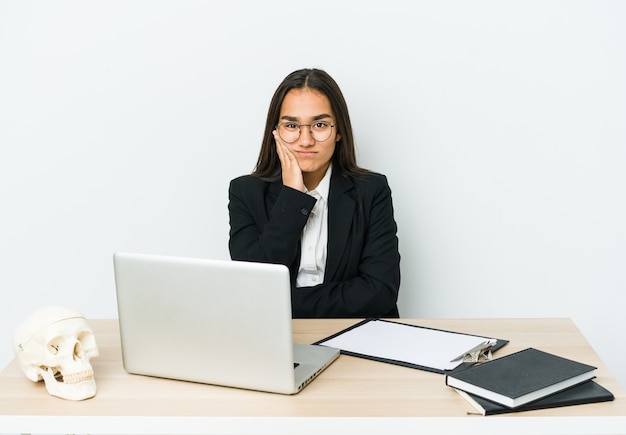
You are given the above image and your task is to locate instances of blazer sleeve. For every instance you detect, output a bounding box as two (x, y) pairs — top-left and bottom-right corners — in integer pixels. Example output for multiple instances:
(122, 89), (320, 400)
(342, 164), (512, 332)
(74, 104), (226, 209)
(228, 176), (317, 267)
(291, 174), (401, 318)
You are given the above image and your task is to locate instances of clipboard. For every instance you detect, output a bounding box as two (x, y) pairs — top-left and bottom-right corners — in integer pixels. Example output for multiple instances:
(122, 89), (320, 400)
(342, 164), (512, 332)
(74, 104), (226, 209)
(314, 318), (509, 374)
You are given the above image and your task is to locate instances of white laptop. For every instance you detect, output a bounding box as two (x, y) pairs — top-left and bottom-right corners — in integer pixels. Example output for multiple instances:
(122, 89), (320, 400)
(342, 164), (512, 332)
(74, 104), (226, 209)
(113, 252), (339, 394)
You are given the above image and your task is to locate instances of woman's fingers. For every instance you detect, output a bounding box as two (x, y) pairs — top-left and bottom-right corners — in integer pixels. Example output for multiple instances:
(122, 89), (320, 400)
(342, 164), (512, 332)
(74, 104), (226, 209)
(274, 130), (305, 192)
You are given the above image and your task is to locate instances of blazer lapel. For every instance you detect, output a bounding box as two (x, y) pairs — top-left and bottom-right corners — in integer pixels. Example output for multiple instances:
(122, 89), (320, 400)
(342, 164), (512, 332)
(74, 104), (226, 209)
(266, 180), (283, 213)
(325, 173), (355, 280)
(268, 180), (282, 198)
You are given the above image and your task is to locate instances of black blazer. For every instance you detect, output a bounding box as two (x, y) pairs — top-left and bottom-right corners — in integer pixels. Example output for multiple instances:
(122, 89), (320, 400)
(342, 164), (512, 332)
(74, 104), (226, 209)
(228, 171), (400, 318)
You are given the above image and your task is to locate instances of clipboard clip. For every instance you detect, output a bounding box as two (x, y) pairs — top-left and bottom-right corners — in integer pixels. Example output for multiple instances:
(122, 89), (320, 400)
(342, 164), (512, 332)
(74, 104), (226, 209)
(450, 339), (497, 363)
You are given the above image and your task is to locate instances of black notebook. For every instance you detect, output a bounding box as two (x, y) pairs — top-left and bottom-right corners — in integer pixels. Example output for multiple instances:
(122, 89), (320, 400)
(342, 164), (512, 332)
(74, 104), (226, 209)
(454, 380), (614, 415)
(445, 347), (597, 408)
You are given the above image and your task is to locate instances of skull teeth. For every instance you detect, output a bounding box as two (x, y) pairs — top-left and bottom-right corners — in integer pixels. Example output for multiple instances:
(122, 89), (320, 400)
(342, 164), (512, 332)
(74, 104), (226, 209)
(57, 370), (95, 384)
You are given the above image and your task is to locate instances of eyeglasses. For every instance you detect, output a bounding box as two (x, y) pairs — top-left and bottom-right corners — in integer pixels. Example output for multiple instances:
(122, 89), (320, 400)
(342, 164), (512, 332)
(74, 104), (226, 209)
(275, 121), (336, 144)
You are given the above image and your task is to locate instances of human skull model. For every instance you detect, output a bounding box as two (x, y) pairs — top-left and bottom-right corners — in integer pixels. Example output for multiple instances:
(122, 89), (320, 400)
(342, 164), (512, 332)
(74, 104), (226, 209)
(13, 305), (99, 400)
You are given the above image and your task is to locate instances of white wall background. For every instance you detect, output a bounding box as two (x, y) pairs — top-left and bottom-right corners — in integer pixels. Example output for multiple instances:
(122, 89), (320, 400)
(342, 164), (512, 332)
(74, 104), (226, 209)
(1, 0), (625, 389)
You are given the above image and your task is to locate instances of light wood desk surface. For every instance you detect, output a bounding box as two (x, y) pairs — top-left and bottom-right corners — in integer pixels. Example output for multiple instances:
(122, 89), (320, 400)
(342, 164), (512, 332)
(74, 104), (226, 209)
(1, 318), (625, 434)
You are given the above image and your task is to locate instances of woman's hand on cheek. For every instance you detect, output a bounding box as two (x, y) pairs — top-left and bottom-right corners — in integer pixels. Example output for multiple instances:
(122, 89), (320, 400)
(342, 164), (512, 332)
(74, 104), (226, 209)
(274, 130), (305, 192)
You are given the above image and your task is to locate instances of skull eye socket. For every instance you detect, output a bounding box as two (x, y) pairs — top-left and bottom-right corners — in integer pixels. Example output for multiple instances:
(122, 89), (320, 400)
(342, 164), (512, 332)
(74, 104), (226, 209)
(47, 338), (63, 355)
(46, 336), (85, 358)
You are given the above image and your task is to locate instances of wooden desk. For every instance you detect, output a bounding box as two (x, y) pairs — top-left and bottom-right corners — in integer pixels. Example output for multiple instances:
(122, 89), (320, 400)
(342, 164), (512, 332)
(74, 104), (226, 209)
(1, 318), (625, 434)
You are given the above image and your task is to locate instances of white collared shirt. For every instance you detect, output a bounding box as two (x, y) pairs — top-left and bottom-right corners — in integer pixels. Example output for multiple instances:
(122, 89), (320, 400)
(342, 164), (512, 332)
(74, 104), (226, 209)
(296, 165), (332, 288)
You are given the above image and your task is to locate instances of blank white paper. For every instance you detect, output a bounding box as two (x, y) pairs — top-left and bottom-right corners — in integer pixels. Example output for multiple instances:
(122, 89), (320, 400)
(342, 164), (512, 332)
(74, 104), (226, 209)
(320, 320), (495, 371)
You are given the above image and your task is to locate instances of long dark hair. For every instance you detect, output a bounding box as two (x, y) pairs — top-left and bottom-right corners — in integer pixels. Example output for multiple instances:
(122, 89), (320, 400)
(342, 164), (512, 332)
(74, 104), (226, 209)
(252, 68), (367, 180)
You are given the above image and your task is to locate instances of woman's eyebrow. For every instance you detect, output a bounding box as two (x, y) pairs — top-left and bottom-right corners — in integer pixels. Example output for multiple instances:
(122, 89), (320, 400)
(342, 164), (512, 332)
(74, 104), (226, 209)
(279, 113), (333, 122)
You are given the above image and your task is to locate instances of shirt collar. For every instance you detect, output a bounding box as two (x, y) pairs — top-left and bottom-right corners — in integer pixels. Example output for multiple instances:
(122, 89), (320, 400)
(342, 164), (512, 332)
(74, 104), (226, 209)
(305, 163), (332, 203)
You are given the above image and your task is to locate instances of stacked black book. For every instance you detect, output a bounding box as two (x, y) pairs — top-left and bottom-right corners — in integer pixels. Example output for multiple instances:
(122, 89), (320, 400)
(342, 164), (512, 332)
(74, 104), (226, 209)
(445, 348), (614, 415)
